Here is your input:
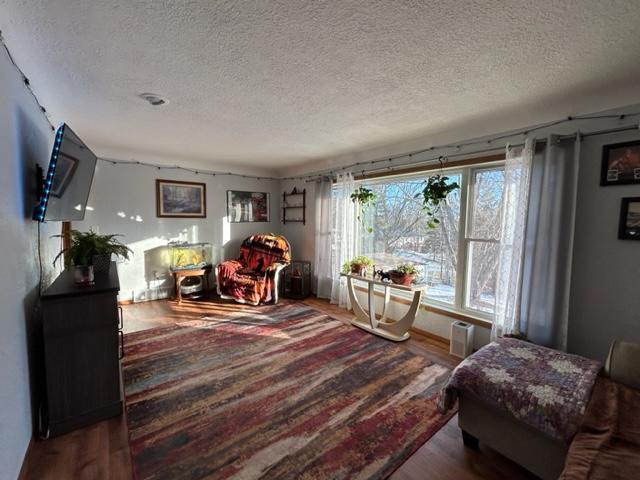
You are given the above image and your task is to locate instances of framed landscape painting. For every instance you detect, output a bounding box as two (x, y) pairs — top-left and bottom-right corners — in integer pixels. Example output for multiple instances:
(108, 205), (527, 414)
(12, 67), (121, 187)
(601, 140), (640, 186)
(619, 197), (640, 240)
(156, 179), (206, 218)
(227, 190), (270, 222)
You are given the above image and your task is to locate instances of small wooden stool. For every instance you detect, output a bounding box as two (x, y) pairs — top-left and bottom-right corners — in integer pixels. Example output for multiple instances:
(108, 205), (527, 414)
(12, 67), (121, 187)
(172, 265), (212, 304)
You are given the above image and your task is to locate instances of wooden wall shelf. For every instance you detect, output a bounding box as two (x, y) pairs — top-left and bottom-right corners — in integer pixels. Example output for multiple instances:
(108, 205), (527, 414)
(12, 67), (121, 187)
(282, 188), (306, 225)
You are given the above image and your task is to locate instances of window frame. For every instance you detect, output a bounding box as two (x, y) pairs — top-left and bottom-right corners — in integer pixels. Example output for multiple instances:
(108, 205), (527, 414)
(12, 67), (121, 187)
(461, 164), (506, 319)
(354, 157), (505, 322)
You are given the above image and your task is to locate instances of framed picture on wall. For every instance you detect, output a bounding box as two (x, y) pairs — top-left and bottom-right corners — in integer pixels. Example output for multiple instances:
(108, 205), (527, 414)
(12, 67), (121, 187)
(619, 197), (640, 240)
(227, 190), (270, 222)
(601, 140), (640, 186)
(156, 179), (206, 218)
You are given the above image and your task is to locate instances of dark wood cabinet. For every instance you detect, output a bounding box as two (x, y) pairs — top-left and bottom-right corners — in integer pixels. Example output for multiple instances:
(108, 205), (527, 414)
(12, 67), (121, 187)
(40, 264), (123, 437)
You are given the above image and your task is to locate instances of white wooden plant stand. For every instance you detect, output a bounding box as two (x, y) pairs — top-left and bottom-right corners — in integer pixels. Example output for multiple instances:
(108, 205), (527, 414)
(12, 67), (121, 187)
(341, 273), (424, 342)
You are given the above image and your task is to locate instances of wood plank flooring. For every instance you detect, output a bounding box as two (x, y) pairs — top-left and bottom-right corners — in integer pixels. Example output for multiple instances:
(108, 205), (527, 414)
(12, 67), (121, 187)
(21, 296), (535, 480)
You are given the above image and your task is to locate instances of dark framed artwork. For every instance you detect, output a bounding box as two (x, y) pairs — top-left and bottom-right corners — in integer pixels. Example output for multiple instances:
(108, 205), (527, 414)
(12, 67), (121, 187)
(227, 190), (270, 222)
(601, 140), (640, 186)
(619, 197), (640, 240)
(51, 153), (78, 198)
(156, 179), (206, 218)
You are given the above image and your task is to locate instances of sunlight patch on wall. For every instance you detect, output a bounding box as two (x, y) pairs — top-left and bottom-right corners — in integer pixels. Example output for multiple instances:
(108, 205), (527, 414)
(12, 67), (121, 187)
(223, 216), (230, 246)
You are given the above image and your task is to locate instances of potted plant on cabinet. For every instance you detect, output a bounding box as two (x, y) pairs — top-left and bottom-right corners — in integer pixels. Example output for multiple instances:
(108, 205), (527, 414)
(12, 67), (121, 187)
(341, 256), (375, 276)
(389, 263), (418, 286)
(53, 229), (132, 285)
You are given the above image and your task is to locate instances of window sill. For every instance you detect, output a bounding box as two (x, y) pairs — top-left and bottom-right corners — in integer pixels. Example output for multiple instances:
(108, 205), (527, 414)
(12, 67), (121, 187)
(352, 283), (493, 329)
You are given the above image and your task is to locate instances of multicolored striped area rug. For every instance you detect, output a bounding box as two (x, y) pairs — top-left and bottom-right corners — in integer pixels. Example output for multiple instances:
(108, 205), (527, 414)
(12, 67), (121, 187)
(123, 303), (454, 480)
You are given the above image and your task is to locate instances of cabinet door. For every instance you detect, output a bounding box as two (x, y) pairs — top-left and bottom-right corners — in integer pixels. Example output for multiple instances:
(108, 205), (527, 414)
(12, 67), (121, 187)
(43, 292), (121, 427)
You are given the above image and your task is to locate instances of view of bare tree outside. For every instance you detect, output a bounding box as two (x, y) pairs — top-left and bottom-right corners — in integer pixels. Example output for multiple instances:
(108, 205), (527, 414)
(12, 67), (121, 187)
(464, 167), (505, 313)
(358, 173), (462, 305)
(351, 164), (507, 316)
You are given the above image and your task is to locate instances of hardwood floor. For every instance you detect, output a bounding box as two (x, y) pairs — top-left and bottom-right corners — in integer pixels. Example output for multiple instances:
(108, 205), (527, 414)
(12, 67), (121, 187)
(21, 296), (535, 480)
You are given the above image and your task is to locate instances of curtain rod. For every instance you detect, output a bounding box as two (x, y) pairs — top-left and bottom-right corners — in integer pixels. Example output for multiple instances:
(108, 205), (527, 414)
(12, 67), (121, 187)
(309, 122), (640, 182)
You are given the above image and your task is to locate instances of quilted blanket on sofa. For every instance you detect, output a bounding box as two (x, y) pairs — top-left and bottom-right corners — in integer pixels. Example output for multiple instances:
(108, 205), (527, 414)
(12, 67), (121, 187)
(441, 338), (601, 442)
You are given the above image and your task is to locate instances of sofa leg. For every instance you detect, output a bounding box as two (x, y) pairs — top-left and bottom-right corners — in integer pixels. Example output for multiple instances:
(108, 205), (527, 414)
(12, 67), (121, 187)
(461, 429), (479, 449)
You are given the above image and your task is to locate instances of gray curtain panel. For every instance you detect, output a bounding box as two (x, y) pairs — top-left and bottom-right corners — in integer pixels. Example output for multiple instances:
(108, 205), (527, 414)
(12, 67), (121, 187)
(520, 134), (581, 350)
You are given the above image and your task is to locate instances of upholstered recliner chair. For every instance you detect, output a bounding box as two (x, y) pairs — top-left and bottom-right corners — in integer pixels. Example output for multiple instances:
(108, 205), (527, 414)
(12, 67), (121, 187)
(215, 233), (291, 305)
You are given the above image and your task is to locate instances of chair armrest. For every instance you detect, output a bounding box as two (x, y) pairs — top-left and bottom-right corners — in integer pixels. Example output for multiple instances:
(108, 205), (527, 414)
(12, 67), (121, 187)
(605, 340), (640, 390)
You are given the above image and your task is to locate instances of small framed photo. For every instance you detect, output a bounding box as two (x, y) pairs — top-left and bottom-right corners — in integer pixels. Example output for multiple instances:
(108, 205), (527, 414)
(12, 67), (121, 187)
(619, 197), (640, 240)
(156, 179), (206, 218)
(601, 140), (640, 186)
(227, 190), (270, 222)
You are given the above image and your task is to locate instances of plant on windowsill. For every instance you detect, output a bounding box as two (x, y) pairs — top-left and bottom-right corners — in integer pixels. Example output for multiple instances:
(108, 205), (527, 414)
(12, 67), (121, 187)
(416, 174), (460, 228)
(389, 263), (418, 286)
(341, 256), (375, 276)
(350, 185), (377, 233)
(53, 229), (132, 285)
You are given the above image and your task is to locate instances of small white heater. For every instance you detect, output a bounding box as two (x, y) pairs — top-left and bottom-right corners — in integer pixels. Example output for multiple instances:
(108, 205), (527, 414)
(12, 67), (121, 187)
(450, 321), (474, 358)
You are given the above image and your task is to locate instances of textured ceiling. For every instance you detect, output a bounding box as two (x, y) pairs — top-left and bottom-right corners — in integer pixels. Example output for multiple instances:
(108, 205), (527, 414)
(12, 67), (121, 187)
(2, 0), (640, 175)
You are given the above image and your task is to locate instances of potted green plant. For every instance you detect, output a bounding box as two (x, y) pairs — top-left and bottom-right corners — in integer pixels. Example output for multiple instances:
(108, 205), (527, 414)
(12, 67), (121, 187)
(389, 263), (418, 286)
(54, 229), (132, 284)
(341, 256), (375, 276)
(350, 186), (377, 233)
(416, 174), (460, 228)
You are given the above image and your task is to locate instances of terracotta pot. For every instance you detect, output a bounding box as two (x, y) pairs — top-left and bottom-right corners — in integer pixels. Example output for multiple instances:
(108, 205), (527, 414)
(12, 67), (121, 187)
(350, 264), (368, 276)
(389, 271), (414, 286)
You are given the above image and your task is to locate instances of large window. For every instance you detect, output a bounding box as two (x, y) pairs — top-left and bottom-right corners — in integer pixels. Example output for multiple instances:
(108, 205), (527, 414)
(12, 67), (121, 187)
(357, 161), (505, 319)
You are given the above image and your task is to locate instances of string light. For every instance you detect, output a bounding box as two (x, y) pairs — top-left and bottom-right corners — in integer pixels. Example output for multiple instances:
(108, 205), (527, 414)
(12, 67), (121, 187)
(98, 112), (640, 183)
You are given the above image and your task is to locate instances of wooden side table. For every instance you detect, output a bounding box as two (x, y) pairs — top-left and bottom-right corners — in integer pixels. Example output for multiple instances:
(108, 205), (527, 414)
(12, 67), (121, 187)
(172, 265), (212, 303)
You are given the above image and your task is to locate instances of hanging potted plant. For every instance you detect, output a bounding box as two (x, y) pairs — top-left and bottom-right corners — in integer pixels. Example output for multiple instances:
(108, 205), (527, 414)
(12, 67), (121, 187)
(416, 173), (460, 228)
(389, 263), (418, 286)
(53, 229), (132, 285)
(350, 186), (377, 233)
(341, 256), (375, 276)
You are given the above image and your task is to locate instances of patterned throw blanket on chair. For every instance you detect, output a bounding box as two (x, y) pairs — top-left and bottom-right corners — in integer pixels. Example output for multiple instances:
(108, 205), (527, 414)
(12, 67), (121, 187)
(217, 233), (291, 305)
(441, 338), (601, 442)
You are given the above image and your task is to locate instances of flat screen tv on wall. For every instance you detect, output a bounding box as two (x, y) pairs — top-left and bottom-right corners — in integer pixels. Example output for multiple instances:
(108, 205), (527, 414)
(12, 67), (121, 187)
(32, 124), (97, 222)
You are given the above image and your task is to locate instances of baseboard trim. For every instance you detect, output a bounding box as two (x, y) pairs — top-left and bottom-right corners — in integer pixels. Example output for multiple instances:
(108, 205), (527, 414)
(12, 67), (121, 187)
(118, 288), (216, 306)
(410, 326), (450, 346)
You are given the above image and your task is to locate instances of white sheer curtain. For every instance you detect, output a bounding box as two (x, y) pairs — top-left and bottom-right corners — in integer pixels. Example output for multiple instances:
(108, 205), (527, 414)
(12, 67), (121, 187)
(314, 177), (333, 298)
(493, 134), (581, 350)
(329, 172), (357, 307)
(492, 138), (534, 340)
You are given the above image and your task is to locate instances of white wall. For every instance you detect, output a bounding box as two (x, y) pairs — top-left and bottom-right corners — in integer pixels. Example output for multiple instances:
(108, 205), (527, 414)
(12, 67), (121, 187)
(280, 179), (316, 279)
(75, 164), (282, 302)
(0, 50), (58, 479)
(568, 130), (640, 361)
